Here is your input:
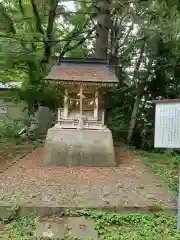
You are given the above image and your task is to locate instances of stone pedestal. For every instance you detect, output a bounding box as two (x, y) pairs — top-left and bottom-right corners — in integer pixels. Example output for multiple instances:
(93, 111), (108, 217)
(41, 127), (116, 167)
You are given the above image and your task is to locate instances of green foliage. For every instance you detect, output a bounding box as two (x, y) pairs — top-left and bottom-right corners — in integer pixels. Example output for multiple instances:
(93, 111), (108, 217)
(137, 151), (180, 194)
(0, 120), (24, 151)
(0, 0), (94, 110)
(0, 215), (39, 240)
(106, 0), (180, 149)
(1, 212), (180, 239)
(135, 184), (144, 189)
(80, 211), (180, 239)
(0, 90), (18, 101)
(17, 82), (63, 109)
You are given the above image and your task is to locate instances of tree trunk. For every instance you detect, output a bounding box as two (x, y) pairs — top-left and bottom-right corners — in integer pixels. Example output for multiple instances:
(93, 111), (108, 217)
(95, 0), (110, 59)
(127, 94), (142, 144)
(127, 53), (154, 144)
(126, 42), (145, 144)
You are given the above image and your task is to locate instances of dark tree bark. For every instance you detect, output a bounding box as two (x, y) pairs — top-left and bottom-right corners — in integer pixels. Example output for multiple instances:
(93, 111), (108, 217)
(127, 44), (154, 144)
(42, 0), (59, 64)
(127, 42), (145, 144)
(95, 0), (110, 59)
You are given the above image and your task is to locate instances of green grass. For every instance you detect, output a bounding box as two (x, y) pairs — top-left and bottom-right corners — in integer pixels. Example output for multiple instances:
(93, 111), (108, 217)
(136, 150), (180, 194)
(79, 210), (180, 239)
(1, 212), (180, 239)
(135, 183), (144, 189)
(0, 216), (39, 239)
(92, 212), (180, 240)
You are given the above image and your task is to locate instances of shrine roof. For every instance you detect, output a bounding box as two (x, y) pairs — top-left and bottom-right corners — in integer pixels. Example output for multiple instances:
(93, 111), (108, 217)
(45, 57), (118, 85)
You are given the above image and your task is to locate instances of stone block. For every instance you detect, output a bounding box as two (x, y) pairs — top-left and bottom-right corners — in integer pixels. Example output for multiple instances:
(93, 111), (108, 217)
(0, 201), (15, 220)
(68, 216), (97, 239)
(41, 127), (116, 167)
(34, 221), (68, 239)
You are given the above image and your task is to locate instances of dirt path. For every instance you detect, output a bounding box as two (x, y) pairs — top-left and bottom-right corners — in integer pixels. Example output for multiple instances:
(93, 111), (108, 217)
(0, 142), (38, 173)
(0, 147), (177, 208)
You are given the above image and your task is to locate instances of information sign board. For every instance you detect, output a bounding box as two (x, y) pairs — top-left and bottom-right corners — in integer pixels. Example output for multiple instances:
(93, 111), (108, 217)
(154, 102), (180, 148)
(153, 100), (180, 230)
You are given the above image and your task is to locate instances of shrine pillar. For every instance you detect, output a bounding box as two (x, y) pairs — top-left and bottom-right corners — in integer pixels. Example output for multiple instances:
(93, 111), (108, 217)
(64, 88), (68, 118)
(94, 89), (99, 119)
(78, 84), (84, 129)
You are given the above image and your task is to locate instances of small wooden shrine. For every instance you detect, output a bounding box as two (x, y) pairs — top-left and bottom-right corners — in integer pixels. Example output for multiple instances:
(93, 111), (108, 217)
(46, 58), (118, 129)
(41, 57), (118, 167)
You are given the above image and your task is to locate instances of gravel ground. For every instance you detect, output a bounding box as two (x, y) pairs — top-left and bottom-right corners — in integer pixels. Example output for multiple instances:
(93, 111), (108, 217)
(0, 147), (177, 208)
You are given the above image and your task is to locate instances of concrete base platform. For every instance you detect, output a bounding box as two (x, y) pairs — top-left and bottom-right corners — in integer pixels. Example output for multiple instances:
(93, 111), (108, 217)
(41, 127), (116, 167)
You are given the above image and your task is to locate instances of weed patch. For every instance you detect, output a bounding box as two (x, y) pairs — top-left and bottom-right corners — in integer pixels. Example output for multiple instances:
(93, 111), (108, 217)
(0, 120), (24, 151)
(0, 216), (38, 239)
(79, 210), (180, 239)
(1, 212), (180, 239)
(137, 150), (180, 194)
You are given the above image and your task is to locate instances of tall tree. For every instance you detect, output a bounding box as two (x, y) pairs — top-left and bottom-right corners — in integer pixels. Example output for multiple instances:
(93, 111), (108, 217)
(95, 0), (110, 59)
(0, 0), (96, 109)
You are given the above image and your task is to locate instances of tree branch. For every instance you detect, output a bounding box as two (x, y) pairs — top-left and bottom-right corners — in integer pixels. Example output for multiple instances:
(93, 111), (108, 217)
(42, 0), (59, 64)
(59, 27), (95, 58)
(18, 0), (36, 51)
(119, 23), (133, 48)
(0, 3), (16, 34)
(130, 40), (146, 90)
(18, 0), (25, 15)
(30, 0), (44, 35)
(0, 33), (96, 42)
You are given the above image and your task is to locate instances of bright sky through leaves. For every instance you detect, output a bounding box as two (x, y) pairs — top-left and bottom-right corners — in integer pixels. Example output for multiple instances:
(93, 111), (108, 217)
(63, 1), (75, 11)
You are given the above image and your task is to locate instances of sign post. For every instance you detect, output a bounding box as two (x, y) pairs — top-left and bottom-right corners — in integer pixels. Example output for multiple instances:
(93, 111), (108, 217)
(178, 170), (180, 230)
(153, 99), (180, 230)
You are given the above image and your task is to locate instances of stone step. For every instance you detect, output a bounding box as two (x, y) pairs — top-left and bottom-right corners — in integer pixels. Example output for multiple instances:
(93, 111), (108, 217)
(34, 216), (97, 239)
